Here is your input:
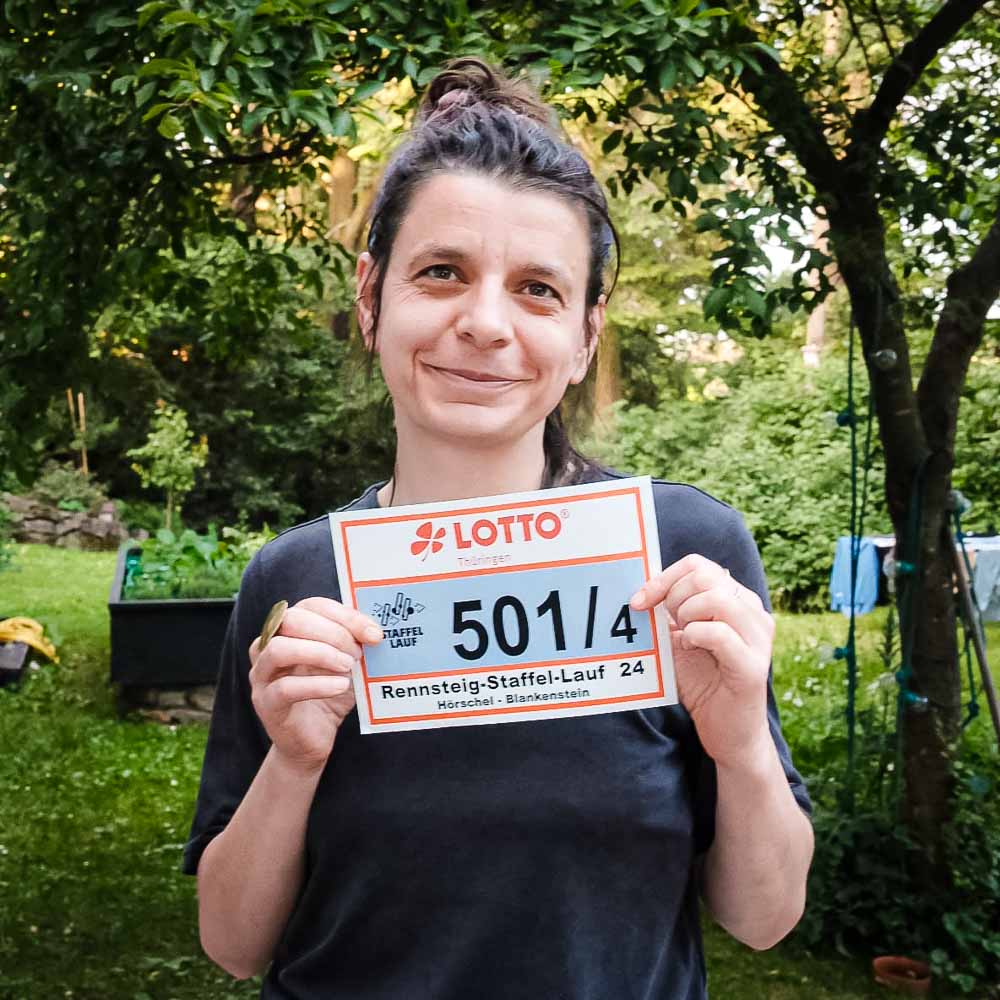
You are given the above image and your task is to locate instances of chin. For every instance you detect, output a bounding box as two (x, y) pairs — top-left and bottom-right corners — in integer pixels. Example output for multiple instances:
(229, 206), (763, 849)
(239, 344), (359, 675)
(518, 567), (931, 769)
(420, 404), (540, 448)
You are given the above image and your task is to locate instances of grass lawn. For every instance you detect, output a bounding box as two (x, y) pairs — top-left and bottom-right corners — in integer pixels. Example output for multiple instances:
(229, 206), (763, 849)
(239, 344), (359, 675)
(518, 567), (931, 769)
(1, 542), (995, 998)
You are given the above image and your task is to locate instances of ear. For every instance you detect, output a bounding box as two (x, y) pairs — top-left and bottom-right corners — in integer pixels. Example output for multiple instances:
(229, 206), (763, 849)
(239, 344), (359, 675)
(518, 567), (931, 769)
(569, 294), (606, 385)
(356, 251), (378, 352)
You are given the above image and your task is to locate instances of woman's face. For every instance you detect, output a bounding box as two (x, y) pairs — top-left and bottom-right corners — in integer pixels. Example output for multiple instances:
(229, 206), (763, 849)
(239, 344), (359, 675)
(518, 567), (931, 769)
(357, 172), (604, 453)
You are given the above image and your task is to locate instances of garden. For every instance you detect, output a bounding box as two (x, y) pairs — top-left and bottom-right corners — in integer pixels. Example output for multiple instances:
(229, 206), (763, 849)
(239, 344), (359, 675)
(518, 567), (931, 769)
(3, 0), (1000, 997)
(4, 538), (995, 999)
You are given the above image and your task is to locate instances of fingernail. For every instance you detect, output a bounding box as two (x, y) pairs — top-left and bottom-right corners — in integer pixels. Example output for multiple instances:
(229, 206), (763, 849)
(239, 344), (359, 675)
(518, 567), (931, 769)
(629, 593), (644, 610)
(364, 626), (383, 643)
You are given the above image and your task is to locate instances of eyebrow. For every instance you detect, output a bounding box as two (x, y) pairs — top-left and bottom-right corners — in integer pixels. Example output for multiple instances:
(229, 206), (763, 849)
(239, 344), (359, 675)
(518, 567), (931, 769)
(407, 242), (572, 289)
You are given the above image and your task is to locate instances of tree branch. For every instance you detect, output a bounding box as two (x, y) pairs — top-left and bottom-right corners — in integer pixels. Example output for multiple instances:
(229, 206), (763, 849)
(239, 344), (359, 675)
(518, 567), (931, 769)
(848, 0), (988, 155)
(917, 201), (1000, 454)
(868, 0), (897, 59)
(841, 0), (875, 78)
(737, 51), (844, 198)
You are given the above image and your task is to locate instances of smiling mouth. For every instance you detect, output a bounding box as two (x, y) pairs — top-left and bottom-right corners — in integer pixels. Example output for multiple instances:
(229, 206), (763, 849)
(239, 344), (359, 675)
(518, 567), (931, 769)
(425, 364), (525, 385)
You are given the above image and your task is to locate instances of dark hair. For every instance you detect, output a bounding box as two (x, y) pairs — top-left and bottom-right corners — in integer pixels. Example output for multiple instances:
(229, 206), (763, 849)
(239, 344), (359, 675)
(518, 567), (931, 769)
(358, 57), (620, 487)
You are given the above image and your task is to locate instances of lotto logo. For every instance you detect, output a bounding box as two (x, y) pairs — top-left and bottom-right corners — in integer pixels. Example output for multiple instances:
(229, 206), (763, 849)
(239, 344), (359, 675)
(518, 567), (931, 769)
(411, 522), (445, 560)
(410, 511), (565, 561)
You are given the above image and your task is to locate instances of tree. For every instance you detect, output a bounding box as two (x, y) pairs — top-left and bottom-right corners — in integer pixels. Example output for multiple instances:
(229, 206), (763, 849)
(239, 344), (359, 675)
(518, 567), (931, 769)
(127, 400), (208, 530)
(0, 0), (495, 474)
(5, 0), (997, 878)
(509, 0), (1000, 876)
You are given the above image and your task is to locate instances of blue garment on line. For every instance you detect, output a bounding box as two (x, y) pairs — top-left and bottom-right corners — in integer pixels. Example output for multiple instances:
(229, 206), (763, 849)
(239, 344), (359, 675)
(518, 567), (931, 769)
(830, 536), (881, 616)
(972, 548), (1000, 623)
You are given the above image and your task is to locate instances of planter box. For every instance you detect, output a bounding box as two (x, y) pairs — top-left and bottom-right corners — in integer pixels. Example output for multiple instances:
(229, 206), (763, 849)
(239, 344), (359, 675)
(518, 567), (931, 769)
(108, 542), (235, 687)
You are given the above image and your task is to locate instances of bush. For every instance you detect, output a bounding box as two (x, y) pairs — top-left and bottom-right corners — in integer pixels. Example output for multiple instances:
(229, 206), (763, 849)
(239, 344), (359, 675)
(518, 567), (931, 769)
(115, 498), (170, 535)
(592, 341), (892, 608)
(0, 495), (14, 572)
(781, 609), (1000, 994)
(27, 460), (109, 514)
(797, 750), (1000, 994)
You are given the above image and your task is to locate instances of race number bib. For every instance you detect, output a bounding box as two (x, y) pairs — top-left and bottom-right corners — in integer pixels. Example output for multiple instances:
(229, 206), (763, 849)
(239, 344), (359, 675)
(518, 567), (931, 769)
(329, 476), (676, 734)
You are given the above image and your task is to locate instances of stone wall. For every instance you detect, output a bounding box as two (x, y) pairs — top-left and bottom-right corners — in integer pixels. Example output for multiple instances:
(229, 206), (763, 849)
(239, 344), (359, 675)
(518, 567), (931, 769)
(119, 684), (216, 724)
(3, 493), (131, 551)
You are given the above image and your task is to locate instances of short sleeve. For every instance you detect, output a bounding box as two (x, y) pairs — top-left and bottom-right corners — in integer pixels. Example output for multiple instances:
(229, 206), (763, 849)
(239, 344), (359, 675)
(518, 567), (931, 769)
(182, 550), (272, 876)
(684, 503), (812, 855)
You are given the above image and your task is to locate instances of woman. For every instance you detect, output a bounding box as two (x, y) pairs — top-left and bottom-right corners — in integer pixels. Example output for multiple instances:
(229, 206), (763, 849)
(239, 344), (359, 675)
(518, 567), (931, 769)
(185, 57), (813, 999)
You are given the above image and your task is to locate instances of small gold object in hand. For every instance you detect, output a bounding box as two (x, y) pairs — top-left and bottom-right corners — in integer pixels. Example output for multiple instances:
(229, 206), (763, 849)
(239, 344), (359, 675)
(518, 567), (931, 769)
(260, 600), (288, 651)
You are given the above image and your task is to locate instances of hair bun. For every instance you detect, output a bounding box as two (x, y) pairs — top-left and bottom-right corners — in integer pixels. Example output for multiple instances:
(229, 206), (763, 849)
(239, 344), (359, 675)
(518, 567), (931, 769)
(418, 57), (553, 129)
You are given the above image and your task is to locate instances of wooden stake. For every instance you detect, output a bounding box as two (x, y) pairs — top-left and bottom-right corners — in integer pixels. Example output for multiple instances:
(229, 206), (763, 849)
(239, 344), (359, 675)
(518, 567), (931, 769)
(66, 387), (78, 435)
(77, 391), (89, 476)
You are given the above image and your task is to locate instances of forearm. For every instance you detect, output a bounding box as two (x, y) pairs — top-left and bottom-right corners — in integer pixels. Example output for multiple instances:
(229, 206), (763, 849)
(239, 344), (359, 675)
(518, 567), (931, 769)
(197, 746), (324, 979)
(700, 734), (814, 951)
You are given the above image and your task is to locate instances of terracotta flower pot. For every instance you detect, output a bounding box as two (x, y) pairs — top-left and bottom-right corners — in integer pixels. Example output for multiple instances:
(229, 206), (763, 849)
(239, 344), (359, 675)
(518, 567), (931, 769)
(872, 955), (932, 995)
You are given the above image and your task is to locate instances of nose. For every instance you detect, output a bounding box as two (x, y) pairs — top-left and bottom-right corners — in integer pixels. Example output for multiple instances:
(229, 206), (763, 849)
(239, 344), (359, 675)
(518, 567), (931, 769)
(456, 276), (514, 348)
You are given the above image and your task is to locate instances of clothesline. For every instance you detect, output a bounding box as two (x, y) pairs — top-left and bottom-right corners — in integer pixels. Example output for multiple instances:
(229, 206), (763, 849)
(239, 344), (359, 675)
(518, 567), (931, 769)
(829, 535), (1000, 619)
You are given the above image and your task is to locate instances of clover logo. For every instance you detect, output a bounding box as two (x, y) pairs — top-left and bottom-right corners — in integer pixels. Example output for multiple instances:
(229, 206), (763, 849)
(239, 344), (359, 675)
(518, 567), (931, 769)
(411, 521), (445, 560)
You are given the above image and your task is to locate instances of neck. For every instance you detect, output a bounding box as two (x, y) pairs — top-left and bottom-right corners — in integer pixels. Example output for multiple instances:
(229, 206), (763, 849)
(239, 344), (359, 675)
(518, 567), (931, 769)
(379, 425), (548, 508)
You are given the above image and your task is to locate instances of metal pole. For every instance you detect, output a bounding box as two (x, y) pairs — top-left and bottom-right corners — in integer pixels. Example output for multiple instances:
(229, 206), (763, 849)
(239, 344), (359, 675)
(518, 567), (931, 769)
(951, 538), (1000, 744)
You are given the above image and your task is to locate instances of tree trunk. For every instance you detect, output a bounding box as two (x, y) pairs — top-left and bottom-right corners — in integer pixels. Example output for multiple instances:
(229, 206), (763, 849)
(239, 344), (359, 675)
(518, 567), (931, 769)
(828, 198), (957, 884)
(166, 489), (174, 532)
(828, 197), (1000, 880)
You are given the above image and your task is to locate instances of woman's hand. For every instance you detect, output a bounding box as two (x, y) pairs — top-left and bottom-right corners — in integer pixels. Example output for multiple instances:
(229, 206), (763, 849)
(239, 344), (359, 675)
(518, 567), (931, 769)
(630, 554), (775, 768)
(248, 597), (383, 776)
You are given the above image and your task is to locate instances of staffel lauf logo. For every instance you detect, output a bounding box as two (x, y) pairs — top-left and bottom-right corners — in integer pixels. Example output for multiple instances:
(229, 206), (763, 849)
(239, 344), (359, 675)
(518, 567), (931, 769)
(372, 592), (426, 628)
(411, 521), (445, 561)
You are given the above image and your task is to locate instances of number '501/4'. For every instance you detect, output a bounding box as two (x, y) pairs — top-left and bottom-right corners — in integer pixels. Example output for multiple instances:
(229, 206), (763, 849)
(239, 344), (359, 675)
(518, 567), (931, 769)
(452, 586), (638, 661)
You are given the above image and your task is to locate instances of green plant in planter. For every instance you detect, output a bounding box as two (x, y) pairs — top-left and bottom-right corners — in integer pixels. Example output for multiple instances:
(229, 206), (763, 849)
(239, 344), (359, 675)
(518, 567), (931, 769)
(122, 523), (274, 600)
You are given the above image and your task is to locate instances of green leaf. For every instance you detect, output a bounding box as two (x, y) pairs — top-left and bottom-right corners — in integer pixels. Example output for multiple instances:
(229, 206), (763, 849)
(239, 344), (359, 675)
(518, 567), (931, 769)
(623, 54), (644, 76)
(208, 37), (227, 66)
(330, 107), (353, 136)
(134, 80), (158, 108)
(241, 105), (271, 134)
(703, 286), (731, 318)
(602, 130), (623, 154)
(191, 106), (221, 145)
(668, 166), (688, 198)
(752, 41), (781, 63)
(157, 113), (183, 139)
(353, 79), (383, 102)
(141, 102), (174, 123)
(682, 51), (704, 77)
(403, 53), (418, 80)
(231, 11), (253, 49)
(366, 33), (393, 50)
(744, 287), (767, 317)
(657, 60), (677, 91)
(162, 10), (205, 27)
(137, 58), (190, 78)
(326, 0), (354, 12)
(137, 1), (170, 29)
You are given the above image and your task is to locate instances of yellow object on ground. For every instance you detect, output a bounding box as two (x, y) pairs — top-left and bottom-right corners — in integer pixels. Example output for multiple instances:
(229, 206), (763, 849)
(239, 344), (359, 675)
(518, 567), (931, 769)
(0, 617), (59, 662)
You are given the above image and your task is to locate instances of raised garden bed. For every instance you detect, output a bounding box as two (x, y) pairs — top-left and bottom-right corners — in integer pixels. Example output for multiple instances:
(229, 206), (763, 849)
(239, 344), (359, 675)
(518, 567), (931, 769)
(108, 542), (234, 688)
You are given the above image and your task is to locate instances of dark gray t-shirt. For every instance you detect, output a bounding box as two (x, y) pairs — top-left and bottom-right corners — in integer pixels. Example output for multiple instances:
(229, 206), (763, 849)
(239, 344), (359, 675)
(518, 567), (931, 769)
(184, 471), (811, 999)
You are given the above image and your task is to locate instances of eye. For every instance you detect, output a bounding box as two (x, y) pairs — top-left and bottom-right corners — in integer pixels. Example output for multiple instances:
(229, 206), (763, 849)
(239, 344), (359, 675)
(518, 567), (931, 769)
(524, 281), (558, 300)
(421, 264), (458, 281)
